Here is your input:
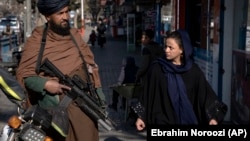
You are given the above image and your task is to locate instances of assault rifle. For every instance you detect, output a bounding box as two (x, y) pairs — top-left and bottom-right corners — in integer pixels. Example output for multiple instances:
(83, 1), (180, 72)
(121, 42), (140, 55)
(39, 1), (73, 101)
(39, 58), (114, 131)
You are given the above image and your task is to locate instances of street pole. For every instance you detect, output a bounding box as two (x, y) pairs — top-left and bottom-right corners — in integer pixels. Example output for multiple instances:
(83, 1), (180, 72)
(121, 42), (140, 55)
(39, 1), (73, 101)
(25, 0), (31, 39)
(156, 0), (161, 44)
(81, 0), (84, 21)
(80, 0), (84, 36)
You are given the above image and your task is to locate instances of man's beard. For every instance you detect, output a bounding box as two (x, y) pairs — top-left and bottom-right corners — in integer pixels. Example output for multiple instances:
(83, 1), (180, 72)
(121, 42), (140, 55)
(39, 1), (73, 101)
(50, 20), (70, 36)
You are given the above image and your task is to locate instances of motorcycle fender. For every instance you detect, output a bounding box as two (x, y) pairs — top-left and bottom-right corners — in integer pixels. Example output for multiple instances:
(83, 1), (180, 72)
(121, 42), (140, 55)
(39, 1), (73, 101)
(0, 125), (12, 140)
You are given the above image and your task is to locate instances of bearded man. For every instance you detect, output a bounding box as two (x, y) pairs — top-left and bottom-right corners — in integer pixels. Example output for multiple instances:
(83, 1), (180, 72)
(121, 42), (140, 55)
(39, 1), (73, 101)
(16, 0), (106, 140)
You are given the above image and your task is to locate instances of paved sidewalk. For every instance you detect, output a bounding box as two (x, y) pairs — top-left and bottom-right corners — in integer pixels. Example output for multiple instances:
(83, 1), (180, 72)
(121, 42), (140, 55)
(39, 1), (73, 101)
(0, 26), (147, 141)
(82, 26), (147, 141)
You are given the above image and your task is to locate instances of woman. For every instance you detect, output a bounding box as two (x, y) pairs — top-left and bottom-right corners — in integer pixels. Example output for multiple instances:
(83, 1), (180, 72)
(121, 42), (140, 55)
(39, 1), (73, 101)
(97, 18), (106, 48)
(89, 30), (97, 47)
(109, 56), (139, 111)
(134, 29), (227, 130)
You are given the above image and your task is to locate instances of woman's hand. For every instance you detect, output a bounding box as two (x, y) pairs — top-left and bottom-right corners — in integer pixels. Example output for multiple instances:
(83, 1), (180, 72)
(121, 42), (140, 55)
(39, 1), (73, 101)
(209, 119), (218, 125)
(136, 118), (146, 131)
(44, 80), (71, 95)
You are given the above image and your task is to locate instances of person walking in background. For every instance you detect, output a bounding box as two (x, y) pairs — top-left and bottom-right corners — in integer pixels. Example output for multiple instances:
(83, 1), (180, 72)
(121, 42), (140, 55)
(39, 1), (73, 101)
(16, 0), (106, 140)
(109, 56), (139, 111)
(2, 24), (14, 36)
(97, 18), (107, 48)
(89, 30), (97, 47)
(134, 29), (228, 131)
(136, 29), (164, 87)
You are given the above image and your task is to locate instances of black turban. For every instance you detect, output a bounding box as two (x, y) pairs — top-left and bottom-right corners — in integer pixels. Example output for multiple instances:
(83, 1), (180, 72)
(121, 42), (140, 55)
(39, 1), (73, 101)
(37, 0), (70, 15)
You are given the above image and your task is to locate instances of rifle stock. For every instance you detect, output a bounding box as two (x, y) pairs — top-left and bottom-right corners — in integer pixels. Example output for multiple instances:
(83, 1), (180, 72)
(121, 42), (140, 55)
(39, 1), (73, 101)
(40, 58), (114, 131)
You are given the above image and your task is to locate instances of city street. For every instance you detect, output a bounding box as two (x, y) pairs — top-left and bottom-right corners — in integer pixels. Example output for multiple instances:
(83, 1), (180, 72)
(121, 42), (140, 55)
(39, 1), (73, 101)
(0, 26), (147, 141)
(84, 26), (146, 141)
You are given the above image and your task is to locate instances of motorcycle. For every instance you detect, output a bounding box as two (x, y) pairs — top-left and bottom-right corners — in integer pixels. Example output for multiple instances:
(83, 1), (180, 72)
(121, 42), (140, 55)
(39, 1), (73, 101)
(0, 67), (54, 141)
(0, 60), (114, 140)
(0, 106), (53, 141)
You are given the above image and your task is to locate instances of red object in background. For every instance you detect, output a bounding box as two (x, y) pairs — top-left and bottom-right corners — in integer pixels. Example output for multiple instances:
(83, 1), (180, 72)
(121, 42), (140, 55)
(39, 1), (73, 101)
(78, 27), (84, 37)
(100, 0), (107, 6)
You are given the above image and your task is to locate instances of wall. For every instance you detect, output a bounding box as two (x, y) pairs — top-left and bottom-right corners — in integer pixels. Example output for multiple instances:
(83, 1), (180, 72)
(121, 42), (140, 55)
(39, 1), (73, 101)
(222, 0), (234, 122)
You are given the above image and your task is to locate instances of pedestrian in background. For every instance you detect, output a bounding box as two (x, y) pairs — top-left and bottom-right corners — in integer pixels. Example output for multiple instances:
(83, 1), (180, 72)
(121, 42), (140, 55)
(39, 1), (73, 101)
(134, 29), (228, 131)
(16, 0), (106, 140)
(97, 18), (107, 48)
(136, 29), (164, 91)
(89, 30), (97, 47)
(2, 24), (14, 36)
(109, 56), (139, 111)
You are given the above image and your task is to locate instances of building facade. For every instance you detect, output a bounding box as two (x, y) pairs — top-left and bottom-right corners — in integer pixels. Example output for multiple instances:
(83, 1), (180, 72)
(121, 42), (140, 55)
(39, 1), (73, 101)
(119, 0), (250, 124)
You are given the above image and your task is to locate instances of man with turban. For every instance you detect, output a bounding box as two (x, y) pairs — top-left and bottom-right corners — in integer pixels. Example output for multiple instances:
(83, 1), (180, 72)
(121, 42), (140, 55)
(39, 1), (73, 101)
(16, 0), (106, 140)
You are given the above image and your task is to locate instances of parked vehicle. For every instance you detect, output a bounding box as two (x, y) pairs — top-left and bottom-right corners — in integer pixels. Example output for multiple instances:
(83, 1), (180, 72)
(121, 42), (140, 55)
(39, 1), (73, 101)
(0, 15), (21, 35)
(0, 45), (23, 76)
(0, 106), (53, 141)
(0, 66), (54, 141)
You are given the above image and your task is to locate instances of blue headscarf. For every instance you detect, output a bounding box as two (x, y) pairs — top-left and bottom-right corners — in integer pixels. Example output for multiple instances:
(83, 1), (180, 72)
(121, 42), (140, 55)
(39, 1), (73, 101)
(156, 29), (198, 124)
(37, 0), (70, 15)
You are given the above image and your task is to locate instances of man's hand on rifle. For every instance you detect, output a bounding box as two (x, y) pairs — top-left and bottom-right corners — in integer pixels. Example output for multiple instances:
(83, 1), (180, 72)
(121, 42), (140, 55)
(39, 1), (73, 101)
(39, 59), (116, 131)
(44, 80), (71, 95)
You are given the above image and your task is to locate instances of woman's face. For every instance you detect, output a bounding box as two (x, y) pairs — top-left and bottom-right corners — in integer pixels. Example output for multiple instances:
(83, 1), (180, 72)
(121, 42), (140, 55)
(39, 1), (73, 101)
(141, 35), (150, 45)
(164, 38), (183, 65)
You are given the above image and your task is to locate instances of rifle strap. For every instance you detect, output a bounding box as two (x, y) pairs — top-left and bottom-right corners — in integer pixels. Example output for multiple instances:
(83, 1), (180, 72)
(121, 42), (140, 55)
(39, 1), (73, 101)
(35, 23), (72, 108)
(69, 33), (92, 84)
(59, 33), (94, 107)
(35, 25), (92, 108)
(36, 23), (48, 74)
(69, 34), (104, 105)
(36, 24), (89, 81)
